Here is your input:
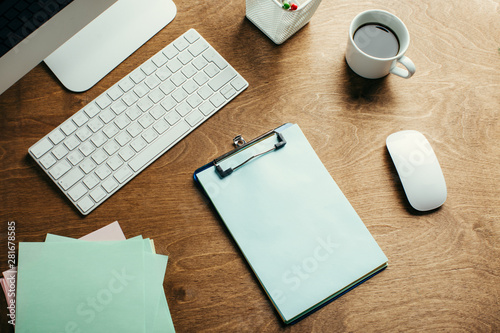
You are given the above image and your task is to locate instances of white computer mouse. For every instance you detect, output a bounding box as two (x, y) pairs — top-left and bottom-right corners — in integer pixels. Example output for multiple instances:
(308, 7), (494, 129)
(386, 130), (447, 211)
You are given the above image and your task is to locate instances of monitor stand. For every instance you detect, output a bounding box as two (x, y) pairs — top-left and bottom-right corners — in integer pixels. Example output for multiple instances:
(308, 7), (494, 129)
(44, 0), (177, 93)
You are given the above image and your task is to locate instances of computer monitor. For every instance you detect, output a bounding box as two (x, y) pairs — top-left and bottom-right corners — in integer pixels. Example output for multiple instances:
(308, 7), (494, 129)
(0, 0), (176, 95)
(0, 0), (117, 95)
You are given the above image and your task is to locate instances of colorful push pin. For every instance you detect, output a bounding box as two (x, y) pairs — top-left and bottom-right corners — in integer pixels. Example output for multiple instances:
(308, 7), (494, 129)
(290, 3), (298, 10)
(282, 1), (291, 9)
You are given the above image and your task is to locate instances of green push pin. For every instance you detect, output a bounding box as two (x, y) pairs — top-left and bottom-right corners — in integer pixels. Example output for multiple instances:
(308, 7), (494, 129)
(282, 1), (291, 9)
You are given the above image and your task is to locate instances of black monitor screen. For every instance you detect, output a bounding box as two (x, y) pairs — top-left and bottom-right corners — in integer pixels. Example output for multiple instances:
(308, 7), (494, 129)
(0, 0), (74, 57)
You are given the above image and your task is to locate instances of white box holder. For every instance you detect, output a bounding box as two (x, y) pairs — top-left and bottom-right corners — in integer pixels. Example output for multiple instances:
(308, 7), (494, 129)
(246, 0), (322, 44)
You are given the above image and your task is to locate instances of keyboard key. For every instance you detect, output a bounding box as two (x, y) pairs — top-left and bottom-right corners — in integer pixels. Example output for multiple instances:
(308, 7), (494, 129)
(96, 95), (112, 109)
(198, 85), (213, 100)
(221, 85), (237, 99)
(173, 37), (189, 51)
(142, 128), (159, 143)
(145, 75), (161, 90)
(77, 196), (95, 213)
(103, 141), (120, 155)
(31, 138), (53, 158)
(172, 88), (188, 103)
(131, 137), (147, 152)
(187, 94), (203, 108)
(114, 114), (131, 130)
(79, 141), (96, 157)
(199, 101), (215, 116)
(204, 63), (220, 78)
(167, 58), (182, 73)
(141, 60), (157, 75)
(194, 71), (209, 86)
(208, 67), (237, 91)
(130, 69), (146, 84)
(88, 118), (104, 132)
(48, 130), (65, 145)
(165, 110), (181, 125)
(103, 123), (120, 138)
(91, 132), (107, 148)
(80, 160), (96, 174)
(68, 183), (87, 201)
(59, 168), (84, 190)
(115, 132), (132, 146)
(128, 120), (190, 172)
(83, 174), (99, 190)
(76, 126), (92, 142)
(152, 53), (168, 67)
(111, 100), (127, 115)
(84, 103), (100, 118)
(138, 114), (155, 129)
(149, 89), (165, 104)
(137, 98), (154, 112)
(134, 82), (149, 98)
(114, 166), (133, 184)
(126, 106), (142, 121)
(119, 78), (134, 92)
(192, 56), (208, 70)
(156, 67), (172, 81)
(90, 186), (106, 202)
(49, 160), (72, 180)
(127, 123), (143, 138)
(210, 92), (226, 108)
(171, 72), (187, 87)
(160, 81), (176, 95)
(153, 119), (169, 134)
(102, 178), (118, 193)
(67, 151), (84, 166)
(150, 105), (166, 120)
(183, 80), (198, 94)
(61, 120), (77, 136)
(176, 102), (192, 117)
(119, 147), (135, 162)
(203, 49), (228, 69)
(184, 29), (200, 43)
(39, 154), (57, 169)
(231, 77), (247, 91)
(107, 86), (124, 101)
(162, 44), (178, 59)
(188, 39), (208, 57)
(92, 150), (108, 165)
(178, 50), (193, 65)
(52, 145), (68, 160)
(64, 135), (80, 151)
(107, 155), (124, 171)
(122, 92), (139, 106)
(161, 96), (176, 111)
(95, 165), (112, 180)
(99, 109), (116, 124)
(73, 112), (89, 127)
(186, 110), (204, 127)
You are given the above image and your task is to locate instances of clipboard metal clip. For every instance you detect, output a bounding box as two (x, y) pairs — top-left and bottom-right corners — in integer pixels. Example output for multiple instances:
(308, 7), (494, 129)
(214, 131), (287, 179)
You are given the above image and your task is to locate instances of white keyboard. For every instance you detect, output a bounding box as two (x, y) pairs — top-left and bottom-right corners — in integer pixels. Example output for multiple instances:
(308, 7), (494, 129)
(29, 29), (248, 215)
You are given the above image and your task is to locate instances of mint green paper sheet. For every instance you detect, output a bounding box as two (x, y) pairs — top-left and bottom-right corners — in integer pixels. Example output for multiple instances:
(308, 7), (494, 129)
(42, 234), (175, 332)
(16, 239), (146, 333)
(197, 124), (388, 324)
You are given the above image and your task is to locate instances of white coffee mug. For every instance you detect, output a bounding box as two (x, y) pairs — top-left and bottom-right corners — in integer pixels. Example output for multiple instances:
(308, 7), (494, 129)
(346, 10), (416, 79)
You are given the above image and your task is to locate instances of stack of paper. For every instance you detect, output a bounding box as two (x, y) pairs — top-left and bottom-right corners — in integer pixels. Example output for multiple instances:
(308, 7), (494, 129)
(12, 222), (175, 333)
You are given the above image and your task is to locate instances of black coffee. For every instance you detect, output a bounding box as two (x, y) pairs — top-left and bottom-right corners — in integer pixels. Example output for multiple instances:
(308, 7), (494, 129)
(353, 23), (399, 58)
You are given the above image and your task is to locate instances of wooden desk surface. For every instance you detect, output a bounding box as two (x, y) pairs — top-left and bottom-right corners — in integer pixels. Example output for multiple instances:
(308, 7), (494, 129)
(1, 0), (499, 331)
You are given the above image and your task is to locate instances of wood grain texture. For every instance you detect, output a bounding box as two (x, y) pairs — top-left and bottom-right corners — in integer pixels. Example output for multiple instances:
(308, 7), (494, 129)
(1, 0), (499, 331)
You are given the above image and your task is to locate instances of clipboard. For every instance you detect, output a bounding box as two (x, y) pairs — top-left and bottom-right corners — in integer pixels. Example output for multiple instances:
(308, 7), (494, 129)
(194, 123), (388, 324)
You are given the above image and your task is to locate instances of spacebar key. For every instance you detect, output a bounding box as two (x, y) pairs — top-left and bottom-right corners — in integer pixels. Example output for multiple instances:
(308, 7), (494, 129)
(128, 120), (190, 172)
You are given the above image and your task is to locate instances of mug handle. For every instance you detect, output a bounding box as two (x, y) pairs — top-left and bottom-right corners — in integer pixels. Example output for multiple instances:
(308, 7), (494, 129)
(389, 56), (416, 79)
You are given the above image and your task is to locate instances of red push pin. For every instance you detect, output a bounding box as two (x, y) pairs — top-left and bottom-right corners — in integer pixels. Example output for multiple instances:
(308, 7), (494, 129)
(290, 3), (298, 10)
